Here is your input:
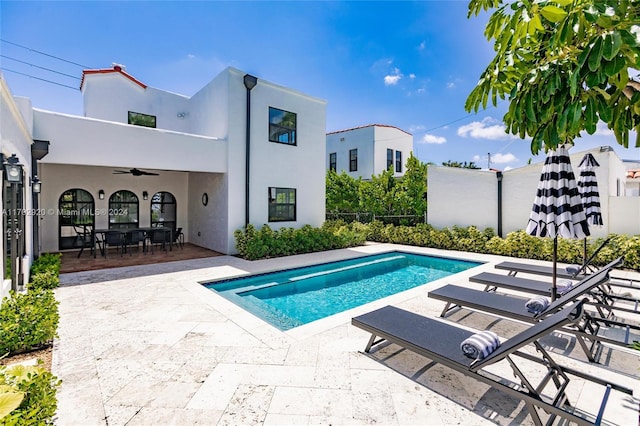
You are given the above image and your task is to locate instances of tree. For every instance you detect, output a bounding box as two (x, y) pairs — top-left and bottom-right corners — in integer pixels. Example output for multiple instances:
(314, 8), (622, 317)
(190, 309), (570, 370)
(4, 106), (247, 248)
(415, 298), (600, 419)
(397, 153), (428, 215)
(442, 160), (481, 169)
(466, 0), (640, 154)
(326, 170), (361, 213)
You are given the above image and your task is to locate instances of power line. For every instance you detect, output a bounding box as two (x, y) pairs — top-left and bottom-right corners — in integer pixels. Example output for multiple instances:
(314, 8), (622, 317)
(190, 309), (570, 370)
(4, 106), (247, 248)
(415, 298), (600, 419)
(1, 55), (80, 80)
(0, 67), (79, 90)
(0, 39), (90, 68)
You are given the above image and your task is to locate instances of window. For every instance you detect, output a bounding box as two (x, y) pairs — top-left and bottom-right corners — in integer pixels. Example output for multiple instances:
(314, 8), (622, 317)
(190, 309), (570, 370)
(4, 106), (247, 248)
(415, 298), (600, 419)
(329, 153), (337, 172)
(349, 149), (358, 172)
(387, 149), (393, 170)
(269, 107), (296, 145)
(268, 187), (296, 222)
(108, 190), (139, 229)
(150, 191), (176, 232)
(395, 151), (402, 173)
(58, 189), (94, 250)
(128, 111), (156, 128)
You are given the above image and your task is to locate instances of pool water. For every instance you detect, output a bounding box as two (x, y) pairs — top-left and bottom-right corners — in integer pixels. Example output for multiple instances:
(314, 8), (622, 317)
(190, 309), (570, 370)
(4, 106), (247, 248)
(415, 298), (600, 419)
(205, 251), (481, 330)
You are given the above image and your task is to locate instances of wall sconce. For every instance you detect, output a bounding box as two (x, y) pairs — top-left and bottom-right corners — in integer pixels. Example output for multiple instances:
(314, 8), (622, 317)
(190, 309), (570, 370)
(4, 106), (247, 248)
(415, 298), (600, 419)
(98, 189), (105, 200)
(3, 154), (23, 184)
(142, 191), (148, 200)
(31, 176), (42, 194)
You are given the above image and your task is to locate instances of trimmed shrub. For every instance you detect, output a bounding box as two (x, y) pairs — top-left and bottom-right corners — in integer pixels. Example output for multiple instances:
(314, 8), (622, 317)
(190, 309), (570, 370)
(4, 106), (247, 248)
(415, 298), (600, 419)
(28, 271), (59, 291)
(29, 254), (61, 276)
(0, 363), (61, 425)
(0, 289), (59, 356)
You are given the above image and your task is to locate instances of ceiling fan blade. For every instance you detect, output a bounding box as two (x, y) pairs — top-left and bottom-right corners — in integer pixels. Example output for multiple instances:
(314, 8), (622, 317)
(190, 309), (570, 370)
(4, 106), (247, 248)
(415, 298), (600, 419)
(140, 171), (159, 176)
(113, 170), (129, 174)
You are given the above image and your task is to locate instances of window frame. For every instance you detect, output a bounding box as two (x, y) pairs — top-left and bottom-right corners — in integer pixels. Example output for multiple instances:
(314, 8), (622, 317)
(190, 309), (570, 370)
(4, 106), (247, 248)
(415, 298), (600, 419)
(387, 149), (393, 170)
(329, 152), (337, 172)
(268, 107), (297, 146)
(349, 149), (358, 172)
(268, 187), (296, 222)
(128, 111), (156, 128)
(395, 150), (402, 173)
(108, 190), (139, 229)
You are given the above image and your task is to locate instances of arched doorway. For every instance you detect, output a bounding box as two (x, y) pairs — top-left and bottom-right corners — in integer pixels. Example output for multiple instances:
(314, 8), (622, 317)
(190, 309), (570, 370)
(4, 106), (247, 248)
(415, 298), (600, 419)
(150, 191), (176, 232)
(58, 189), (95, 250)
(108, 190), (139, 229)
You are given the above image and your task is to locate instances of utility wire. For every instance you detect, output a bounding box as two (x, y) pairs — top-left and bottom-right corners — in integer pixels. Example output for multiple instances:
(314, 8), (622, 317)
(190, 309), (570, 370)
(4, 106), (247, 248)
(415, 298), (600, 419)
(0, 39), (90, 68)
(0, 67), (79, 90)
(1, 55), (80, 80)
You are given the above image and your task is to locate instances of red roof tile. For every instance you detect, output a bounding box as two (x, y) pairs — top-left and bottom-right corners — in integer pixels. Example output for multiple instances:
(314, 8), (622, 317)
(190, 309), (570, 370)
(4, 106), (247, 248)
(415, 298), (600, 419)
(80, 65), (147, 90)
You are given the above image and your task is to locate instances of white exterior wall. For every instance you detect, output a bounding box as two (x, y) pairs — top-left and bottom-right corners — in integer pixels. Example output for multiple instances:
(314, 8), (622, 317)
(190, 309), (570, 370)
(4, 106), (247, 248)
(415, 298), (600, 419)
(82, 73), (192, 133)
(0, 76), (36, 297)
(427, 166), (498, 231)
(326, 126), (375, 179)
(373, 126), (412, 177)
(428, 147), (639, 237)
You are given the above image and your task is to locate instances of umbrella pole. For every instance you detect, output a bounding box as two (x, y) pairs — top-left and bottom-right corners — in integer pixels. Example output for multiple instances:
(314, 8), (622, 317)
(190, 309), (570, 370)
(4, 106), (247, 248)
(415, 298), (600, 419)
(552, 236), (558, 301)
(583, 238), (588, 267)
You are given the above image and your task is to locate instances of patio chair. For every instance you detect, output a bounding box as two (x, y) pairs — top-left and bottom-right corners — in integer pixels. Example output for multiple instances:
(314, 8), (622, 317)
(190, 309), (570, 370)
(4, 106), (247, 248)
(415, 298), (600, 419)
(73, 225), (97, 258)
(171, 227), (184, 249)
(103, 230), (125, 258)
(428, 258), (640, 362)
(147, 228), (170, 254)
(352, 300), (633, 426)
(469, 258), (638, 316)
(124, 229), (146, 255)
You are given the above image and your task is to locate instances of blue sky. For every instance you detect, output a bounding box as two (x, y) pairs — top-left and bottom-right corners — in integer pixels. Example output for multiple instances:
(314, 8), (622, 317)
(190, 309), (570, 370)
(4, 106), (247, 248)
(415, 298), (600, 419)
(2, 0), (639, 169)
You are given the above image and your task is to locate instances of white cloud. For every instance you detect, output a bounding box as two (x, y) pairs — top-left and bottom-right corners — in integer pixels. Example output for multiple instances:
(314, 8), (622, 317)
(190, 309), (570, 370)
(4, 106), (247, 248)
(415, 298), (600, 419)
(409, 124), (426, 133)
(187, 54), (196, 59)
(491, 153), (518, 163)
(457, 117), (512, 140)
(384, 67), (403, 86)
(446, 81), (456, 89)
(409, 73), (416, 79)
(418, 40), (426, 50)
(420, 134), (447, 144)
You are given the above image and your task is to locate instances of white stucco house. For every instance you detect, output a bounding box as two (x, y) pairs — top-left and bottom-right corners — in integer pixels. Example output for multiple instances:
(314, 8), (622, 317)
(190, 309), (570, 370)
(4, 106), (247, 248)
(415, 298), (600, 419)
(0, 65), (327, 294)
(326, 124), (413, 179)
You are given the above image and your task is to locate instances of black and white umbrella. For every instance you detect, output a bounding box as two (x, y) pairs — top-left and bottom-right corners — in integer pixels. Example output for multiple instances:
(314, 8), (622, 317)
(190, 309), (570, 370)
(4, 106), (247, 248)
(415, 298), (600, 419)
(577, 153), (603, 266)
(525, 144), (590, 300)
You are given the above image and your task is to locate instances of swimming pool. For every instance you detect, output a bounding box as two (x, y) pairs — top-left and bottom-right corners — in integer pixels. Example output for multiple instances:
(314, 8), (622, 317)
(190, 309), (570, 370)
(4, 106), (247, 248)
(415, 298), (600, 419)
(205, 251), (481, 330)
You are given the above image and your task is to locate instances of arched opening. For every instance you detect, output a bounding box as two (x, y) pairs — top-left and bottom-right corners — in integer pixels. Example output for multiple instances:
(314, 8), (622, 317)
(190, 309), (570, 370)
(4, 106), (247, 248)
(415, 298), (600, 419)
(58, 189), (95, 250)
(108, 190), (139, 229)
(150, 191), (176, 232)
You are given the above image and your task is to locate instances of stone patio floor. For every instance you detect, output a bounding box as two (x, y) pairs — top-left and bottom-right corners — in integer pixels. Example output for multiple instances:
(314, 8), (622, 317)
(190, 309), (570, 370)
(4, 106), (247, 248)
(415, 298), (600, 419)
(53, 243), (640, 425)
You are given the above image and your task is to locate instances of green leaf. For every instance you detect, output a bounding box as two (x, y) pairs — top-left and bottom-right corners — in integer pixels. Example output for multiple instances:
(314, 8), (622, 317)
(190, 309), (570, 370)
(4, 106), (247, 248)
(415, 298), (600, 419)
(540, 5), (568, 23)
(531, 14), (544, 32)
(525, 93), (536, 121)
(0, 390), (25, 418)
(602, 32), (622, 61)
(584, 97), (597, 134)
(551, 0), (572, 6)
(588, 36), (603, 72)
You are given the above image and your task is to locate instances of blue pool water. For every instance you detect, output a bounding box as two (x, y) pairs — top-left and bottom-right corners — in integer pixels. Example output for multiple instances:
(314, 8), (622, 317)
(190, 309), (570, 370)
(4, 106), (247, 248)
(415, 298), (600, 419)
(205, 251), (481, 330)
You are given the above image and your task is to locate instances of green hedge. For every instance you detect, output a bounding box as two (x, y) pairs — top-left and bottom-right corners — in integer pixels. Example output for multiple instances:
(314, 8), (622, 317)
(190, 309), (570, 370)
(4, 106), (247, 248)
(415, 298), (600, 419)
(234, 220), (640, 270)
(29, 254), (61, 276)
(0, 289), (59, 357)
(0, 363), (61, 425)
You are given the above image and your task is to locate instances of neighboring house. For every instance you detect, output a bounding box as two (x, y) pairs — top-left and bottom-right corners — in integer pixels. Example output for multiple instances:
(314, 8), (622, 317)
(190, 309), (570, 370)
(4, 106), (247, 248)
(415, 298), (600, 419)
(428, 146), (640, 237)
(1, 65), (327, 288)
(326, 124), (413, 179)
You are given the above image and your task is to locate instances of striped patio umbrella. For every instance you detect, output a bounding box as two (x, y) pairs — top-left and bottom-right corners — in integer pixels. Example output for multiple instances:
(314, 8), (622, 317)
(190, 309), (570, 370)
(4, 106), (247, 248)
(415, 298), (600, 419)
(525, 144), (590, 300)
(577, 152), (603, 268)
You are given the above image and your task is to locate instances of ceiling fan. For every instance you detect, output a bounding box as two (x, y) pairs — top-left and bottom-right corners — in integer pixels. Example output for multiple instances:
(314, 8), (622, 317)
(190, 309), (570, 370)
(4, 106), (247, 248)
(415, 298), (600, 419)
(113, 168), (159, 176)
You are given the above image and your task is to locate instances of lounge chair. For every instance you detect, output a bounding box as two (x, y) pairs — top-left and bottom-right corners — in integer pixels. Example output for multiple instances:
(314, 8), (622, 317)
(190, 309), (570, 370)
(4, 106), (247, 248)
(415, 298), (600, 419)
(352, 301), (633, 425)
(495, 237), (612, 280)
(428, 259), (640, 362)
(469, 258), (639, 317)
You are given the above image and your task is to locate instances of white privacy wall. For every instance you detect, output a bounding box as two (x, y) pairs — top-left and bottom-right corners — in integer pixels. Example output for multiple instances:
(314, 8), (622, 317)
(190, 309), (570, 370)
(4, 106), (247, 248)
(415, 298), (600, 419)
(427, 147), (640, 237)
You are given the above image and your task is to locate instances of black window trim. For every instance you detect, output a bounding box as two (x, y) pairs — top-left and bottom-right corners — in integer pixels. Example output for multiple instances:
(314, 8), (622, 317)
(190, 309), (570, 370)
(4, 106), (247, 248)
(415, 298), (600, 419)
(268, 107), (297, 146)
(349, 148), (358, 172)
(268, 187), (297, 222)
(128, 111), (157, 128)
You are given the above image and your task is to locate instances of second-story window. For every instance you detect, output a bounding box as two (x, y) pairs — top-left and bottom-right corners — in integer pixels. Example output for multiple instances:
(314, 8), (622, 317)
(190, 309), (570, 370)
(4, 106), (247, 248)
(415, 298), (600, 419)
(387, 149), (393, 170)
(329, 153), (337, 172)
(395, 151), (402, 173)
(349, 149), (358, 172)
(269, 107), (297, 145)
(128, 111), (156, 128)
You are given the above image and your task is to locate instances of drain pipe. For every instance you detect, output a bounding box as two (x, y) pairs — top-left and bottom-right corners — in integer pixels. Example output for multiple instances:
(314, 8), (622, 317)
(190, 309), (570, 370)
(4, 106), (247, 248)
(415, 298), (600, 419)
(496, 171), (503, 237)
(243, 74), (258, 228)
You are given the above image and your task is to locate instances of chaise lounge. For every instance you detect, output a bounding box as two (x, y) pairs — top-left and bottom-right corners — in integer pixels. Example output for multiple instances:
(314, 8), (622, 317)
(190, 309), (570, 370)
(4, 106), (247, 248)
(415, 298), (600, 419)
(352, 300), (634, 425)
(427, 259), (640, 362)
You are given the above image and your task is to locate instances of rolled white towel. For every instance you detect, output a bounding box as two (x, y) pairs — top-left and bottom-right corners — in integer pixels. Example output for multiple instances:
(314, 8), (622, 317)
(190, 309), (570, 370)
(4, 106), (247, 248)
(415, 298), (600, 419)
(566, 265), (582, 275)
(525, 296), (550, 314)
(556, 279), (573, 295)
(460, 330), (501, 360)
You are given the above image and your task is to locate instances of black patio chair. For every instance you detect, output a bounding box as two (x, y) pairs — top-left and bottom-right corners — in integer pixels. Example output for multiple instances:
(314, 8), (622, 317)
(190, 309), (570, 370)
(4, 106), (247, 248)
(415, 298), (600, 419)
(73, 225), (96, 258)
(103, 230), (125, 258)
(147, 228), (170, 254)
(124, 229), (146, 255)
(171, 227), (184, 249)
(351, 300), (633, 426)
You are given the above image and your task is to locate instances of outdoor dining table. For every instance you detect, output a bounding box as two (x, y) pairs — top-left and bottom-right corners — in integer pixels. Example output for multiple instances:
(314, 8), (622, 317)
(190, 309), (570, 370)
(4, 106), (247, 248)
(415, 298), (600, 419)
(92, 227), (173, 258)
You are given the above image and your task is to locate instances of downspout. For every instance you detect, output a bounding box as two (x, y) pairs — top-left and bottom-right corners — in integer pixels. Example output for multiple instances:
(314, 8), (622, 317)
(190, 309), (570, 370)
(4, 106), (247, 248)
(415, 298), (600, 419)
(496, 171), (503, 238)
(243, 74), (258, 228)
(31, 140), (49, 259)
